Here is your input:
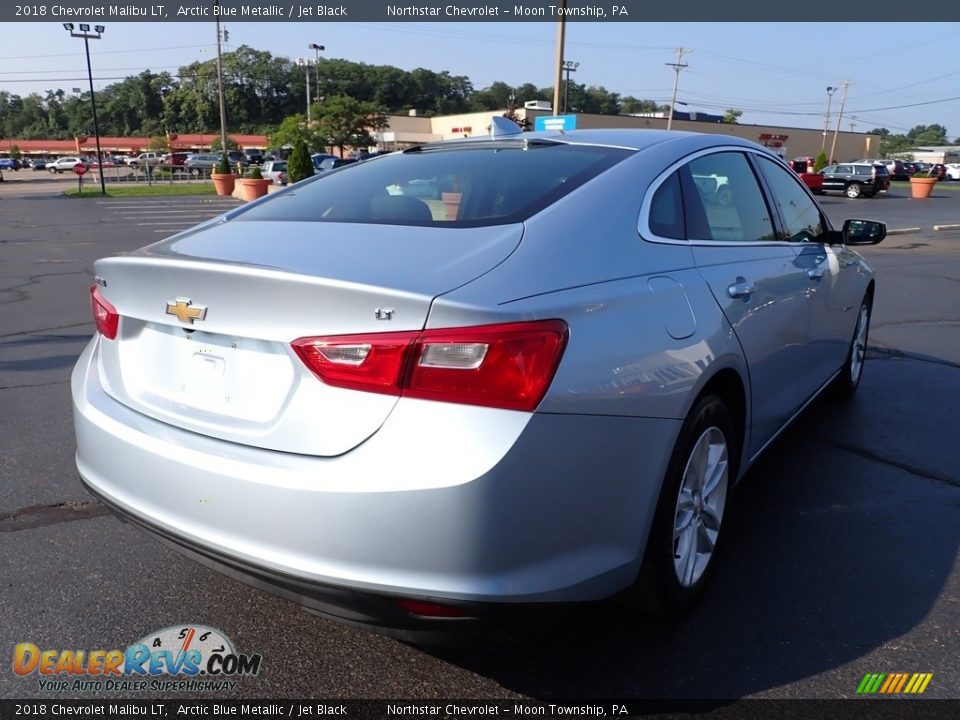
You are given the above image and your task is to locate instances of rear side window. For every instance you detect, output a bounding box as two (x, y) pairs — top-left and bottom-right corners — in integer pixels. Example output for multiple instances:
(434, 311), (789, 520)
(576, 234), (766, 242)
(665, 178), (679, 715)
(237, 142), (633, 227)
(681, 152), (776, 242)
(648, 171), (685, 239)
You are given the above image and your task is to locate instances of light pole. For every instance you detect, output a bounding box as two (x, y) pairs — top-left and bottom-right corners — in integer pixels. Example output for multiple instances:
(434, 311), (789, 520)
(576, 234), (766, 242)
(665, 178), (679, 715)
(821, 86), (837, 152)
(63, 23), (106, 195)
(308, 43), (324, 104)
(214, 6), (229, 161)
(297, 58), (311, 122)
(562, 60), (579, 114)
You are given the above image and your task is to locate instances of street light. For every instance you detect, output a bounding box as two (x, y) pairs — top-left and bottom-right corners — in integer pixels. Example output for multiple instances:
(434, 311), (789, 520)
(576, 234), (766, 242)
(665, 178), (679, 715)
(561, 60), (579, 114)
(297, 58), (311, 122)
(821, 86), (837, 153)
(308, 43), (324, 102)
(64, 22), (106, 195)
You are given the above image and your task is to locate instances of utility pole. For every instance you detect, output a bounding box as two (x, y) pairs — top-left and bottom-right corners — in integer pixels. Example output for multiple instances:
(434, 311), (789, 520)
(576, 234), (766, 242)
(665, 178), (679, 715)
(562, 60), (579, 114)
(309, 43), (324, 103)
(665, 48), (688, 131)
(829, 80), (849, 164)
(214, 5), (228, 159)
(821, 86), (836, 151)
(298, 59), (311, 122)
(552, 0), (566, 116)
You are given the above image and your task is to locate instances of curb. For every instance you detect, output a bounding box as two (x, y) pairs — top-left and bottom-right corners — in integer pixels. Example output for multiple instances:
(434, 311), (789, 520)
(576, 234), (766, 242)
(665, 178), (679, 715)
(933, 223), (960, 231)
(887, 227), (922, 235)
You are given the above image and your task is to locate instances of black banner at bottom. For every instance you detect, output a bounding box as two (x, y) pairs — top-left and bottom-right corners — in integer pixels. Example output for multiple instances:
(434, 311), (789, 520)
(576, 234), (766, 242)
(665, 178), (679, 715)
(1, 699), (958, 720)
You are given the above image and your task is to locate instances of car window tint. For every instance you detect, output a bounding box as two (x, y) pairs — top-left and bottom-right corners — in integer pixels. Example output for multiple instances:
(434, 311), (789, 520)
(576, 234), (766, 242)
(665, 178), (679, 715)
(683, 152), (776, 242)
(237, 142), (634, 227)
(648, 171), (685, 239)
(756, 157), (826, 242)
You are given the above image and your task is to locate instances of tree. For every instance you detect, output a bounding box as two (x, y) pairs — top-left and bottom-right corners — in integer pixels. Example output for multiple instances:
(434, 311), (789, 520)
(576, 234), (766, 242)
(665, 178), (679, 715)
(267, 114), (321, 153)
(286, 140), (313, 184)
(147, 135), (170, 152)
(906, 124), (948, 145)
(313, 95), (386, 156)
(210, 135), (239, 151)
(813, 150), (828, 173)
(722, 108), (743, 124)
(9, 144), (21, 159)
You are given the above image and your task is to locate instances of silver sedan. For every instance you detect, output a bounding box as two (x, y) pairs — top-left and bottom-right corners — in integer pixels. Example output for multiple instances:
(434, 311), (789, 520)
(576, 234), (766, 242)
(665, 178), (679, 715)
(72, 126), (884, 639)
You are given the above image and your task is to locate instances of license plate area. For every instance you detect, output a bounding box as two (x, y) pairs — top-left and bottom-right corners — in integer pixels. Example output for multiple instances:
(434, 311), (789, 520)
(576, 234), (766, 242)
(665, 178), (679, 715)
(117, 322), (295, 425)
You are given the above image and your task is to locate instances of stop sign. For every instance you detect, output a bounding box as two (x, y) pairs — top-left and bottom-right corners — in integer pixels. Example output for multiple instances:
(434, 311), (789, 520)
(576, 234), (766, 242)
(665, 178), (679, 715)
(73, 163), (88, 176)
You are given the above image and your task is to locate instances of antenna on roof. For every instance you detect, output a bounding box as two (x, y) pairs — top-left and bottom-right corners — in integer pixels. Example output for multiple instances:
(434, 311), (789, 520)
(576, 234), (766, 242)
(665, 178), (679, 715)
(489, 116), (523, 139)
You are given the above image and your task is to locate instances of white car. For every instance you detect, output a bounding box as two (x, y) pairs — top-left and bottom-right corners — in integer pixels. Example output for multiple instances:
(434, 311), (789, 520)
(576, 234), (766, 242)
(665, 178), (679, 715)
(943, 163), (960, 181)
(260, 160), (287, 185)
(46, 157), (85, 174)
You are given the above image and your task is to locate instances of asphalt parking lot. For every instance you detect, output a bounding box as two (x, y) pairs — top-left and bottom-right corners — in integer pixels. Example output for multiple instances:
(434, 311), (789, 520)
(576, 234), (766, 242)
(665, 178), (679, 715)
(1, 184), (959, 702)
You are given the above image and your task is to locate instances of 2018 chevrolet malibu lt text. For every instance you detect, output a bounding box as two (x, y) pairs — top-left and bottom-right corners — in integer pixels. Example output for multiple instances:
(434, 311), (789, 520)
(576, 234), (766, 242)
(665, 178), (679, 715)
(72, 125), (885, 640)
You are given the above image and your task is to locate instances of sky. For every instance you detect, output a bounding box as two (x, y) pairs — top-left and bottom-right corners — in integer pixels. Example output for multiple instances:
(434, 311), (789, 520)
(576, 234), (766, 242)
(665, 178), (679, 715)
(3, 21), (959, 140)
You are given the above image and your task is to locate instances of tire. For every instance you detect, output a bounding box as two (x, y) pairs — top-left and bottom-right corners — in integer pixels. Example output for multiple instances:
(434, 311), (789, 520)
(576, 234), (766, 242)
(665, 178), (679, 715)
(832, 296), (871, 397)
(845, 183), (862, 199)
(190, 167), (200, 177)
(48, 167), (57, 174)
(623, 394), (738, 616)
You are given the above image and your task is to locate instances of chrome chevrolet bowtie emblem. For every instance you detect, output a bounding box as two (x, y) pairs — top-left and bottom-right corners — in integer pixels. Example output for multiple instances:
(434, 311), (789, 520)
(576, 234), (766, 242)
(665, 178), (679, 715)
(165, 298), (207, 324)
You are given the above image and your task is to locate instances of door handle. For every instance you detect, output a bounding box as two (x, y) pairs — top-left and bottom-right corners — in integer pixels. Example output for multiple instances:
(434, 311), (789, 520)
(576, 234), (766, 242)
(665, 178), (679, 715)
(806, 267), (826, 280)
(727, 278), (757, 299)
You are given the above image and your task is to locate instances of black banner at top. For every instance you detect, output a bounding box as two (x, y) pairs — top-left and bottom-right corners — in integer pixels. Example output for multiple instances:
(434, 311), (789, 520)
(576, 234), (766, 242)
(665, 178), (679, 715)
(3, 0), (960, 22)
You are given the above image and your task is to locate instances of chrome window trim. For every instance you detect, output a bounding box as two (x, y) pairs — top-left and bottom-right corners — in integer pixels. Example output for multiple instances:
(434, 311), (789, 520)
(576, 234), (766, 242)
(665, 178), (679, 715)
(638, 145), (797, 248)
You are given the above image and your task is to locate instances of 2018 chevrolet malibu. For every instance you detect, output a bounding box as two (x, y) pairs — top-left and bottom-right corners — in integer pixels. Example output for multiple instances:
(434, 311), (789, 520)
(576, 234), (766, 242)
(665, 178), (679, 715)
(72, 125), (885, 639)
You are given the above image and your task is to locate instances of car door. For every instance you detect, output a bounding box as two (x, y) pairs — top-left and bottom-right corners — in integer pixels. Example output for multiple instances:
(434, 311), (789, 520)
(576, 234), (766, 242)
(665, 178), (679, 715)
(682, 150), (811, 458)
(753, 155), (863, 402)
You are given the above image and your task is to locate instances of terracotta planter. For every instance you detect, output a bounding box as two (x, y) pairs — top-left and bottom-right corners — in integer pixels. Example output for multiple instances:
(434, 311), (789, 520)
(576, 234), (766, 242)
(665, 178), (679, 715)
(441, 192), (462, 220)
(211, 172), (237, 196)
(909, 176), (936, 199)
(237, 178), (271, 202)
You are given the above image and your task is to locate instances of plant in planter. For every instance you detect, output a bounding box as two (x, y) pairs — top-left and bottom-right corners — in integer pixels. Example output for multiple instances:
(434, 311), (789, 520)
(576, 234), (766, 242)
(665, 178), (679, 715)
(286, 140), (314, 184)
(211, 155), (236, 196)
(909, 170), (937, 199)
(237, 164), (271, 202)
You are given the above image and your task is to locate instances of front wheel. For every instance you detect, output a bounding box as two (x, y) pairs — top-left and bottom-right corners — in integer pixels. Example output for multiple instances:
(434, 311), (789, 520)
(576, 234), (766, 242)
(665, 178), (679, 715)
(833, 297), (871, 396)
(623, 395), (738, 616)
(845, 183), (863, 199)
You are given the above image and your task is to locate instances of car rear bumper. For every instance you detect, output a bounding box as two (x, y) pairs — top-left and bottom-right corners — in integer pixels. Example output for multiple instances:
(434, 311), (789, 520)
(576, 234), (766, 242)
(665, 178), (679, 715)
(72, 337), (678, 627)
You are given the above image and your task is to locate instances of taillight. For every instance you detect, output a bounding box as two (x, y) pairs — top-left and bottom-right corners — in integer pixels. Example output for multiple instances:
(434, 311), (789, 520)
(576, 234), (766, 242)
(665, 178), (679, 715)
(292, 320), (568, 412)
(89, 286), (119, 340)
(393, 598), (472, 618)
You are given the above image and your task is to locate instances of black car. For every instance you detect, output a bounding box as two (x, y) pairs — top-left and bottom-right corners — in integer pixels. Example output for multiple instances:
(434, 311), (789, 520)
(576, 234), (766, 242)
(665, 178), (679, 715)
(31, 159), (47, 171)
(243, 148), (264, 165)
(316, 157), (358, 172)
(820, 163), (890, 198)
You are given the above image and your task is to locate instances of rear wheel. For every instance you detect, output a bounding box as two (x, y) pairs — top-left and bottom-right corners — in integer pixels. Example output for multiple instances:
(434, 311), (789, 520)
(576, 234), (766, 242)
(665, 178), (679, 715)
(833, 296), (871, 396)
(624, 395), (737, 616)
(846, 183), (863, 199)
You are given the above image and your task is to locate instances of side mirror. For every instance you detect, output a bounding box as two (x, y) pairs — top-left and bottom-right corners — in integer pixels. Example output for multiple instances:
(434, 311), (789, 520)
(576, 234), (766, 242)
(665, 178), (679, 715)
(842, 218), (886, 245)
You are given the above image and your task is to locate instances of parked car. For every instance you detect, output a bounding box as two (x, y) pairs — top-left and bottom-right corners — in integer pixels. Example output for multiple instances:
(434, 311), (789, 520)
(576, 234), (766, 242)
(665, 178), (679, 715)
(73, 128), (885, 639)
(226, 150), (248, 169)
(126, 152), (164, 167)
(316, 157), (358, 172)
(820, 163), (890, 198)
(31, 159), (47, 171)
(928, 163), (947, 181)
(789, 158), (823, 194)
(46, 157), (86, 173)
(310, 153), (336, 170)
(183, 154), (221, 174)
(0, 158), (21, 170)
(243, 148), (264, 165)
(943, 163), (960, 181)
(260, 160), (287, 185)
(162, 152), (190, 166)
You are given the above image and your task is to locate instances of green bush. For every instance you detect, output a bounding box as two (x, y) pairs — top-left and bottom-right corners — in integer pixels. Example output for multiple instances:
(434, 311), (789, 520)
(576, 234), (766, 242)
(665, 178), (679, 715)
(214, 155), (232, 175)
(245, 165), (263, 180)
(813, 151), (828, 173)
(287, 140), (314, 184)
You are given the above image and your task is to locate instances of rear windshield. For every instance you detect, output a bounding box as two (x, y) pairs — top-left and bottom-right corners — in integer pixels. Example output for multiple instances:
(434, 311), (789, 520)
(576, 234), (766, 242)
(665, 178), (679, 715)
(235, 141), (633, 227)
